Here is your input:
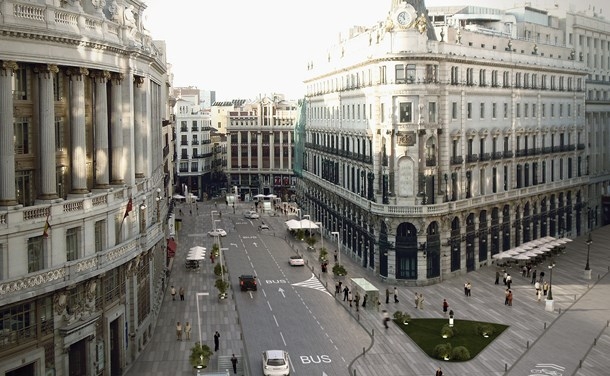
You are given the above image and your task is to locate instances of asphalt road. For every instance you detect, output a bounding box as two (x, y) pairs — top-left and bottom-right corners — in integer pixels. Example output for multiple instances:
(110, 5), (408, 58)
(222, 216), (371, 376)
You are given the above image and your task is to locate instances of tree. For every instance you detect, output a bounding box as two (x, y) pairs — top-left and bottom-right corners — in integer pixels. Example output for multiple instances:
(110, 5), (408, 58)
(215, 278), (230, 299)
(189, 342), (213, 368)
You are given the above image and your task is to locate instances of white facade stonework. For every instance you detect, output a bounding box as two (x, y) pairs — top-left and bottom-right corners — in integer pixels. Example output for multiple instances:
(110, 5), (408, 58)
(299, 1), (609, 284)
(0, 1), (174, 375)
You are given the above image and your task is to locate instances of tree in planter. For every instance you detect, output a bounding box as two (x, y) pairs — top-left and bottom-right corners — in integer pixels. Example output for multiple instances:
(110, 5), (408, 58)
(214, 262), (227, 277)
(295, 229), (305, 241)
(305, 236), (317, 251)
(211, 244), (220, 258)
(215, 278), (230, 299)
(332, 263), (347, 277)
(189, 341), (213, 368)
(319, 248), (328, 262)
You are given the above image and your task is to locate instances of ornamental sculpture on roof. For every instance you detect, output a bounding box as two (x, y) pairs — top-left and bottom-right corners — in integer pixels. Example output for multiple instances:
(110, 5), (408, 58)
(415, 13), (427, 34)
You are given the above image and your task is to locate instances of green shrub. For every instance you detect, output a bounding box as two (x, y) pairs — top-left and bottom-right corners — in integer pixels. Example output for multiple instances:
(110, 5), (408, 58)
(332, 264), (347, 276)
(189, 342), (213, 368)
(393, 311), (411, 324)
(451, 346), (471, 361)
(475, 323), (495, 337)
(441, 324), (456, 338)
(213, 263), (227, 277)
(319, 249), (328, 262)
(433, 343), (452, 360)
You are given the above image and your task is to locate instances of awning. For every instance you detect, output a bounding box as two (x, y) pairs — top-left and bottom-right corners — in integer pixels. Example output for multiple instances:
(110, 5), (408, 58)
(172, 194), (185, 199)
(167, 238), (177, 257)
(299, 219), (319, 230)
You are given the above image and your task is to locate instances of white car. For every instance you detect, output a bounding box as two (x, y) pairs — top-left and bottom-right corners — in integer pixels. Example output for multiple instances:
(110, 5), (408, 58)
(262, 350), (290, 376)
(259, 223), (269, 230)
(289, 255), (305, 266)
(208, 228), (227, 237)
(244, 210), (260, 219)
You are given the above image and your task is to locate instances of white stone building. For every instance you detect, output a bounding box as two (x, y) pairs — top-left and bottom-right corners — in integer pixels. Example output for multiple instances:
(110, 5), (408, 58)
(299, 0), (608, 284)
(0, 1), (174, 375)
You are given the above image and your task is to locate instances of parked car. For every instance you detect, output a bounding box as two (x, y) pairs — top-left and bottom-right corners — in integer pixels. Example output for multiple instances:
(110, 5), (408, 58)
(289, 255), (305, 266)
(239, 275), (257, 291)
(208, 228), (227, 237)
(262, 350), (290, 376)
(244, 210), (260, 219)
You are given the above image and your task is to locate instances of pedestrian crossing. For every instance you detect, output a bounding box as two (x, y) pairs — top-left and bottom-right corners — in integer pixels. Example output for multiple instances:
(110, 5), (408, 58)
(292, 274), (332, 296)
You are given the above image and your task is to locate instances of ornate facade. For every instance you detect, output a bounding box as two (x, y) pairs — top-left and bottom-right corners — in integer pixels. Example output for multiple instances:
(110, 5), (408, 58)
(0, 1), (174, 375)
(299, 1), (610, 285)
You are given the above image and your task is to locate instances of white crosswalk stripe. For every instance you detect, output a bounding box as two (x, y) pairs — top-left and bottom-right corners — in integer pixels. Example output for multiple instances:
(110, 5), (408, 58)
(292, 274), (332, 296)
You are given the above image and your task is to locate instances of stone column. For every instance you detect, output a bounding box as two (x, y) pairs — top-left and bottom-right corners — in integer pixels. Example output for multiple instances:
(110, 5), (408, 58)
(67, 67), (89, 194)
(110, 73), (124, 185)
(133, 76), (145, 178)
(92, 70), (110, 188)
(35, 64), (59, 200)
(0, 61), (18, 206)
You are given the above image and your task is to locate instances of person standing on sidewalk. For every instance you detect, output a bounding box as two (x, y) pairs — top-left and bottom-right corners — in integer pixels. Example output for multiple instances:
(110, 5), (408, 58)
(170, 286), (176, 301)
(385, 288), (390, 304)
(442, 299), (449, 316)
(348, 290), (353, 307)
(382, 310), (390, 329)
(393, 287), (399, 303)
(495, 270), (500, 285)
(343, 285), (349, 301)
(531, 269), (537, 284)
(179, 287), (185, 301)
(435, 366), (443, 376)
(214, 331), (220, 352)
(231, 354), (238, 374)
(184, 321), (191, 340)
(354, 292), (360, 311)
(176, 322), (182, 341)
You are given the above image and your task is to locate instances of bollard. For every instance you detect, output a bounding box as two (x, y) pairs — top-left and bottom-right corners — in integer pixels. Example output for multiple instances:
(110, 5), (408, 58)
(544, 322), (547, 330)
(354, 370), (357, 376)
(575, 294), (577, 301)
(527, 340), (529, 349)
(363, 347), (365, 356)
(598, 274), (601, 280)
(579, 359), (582, 368)
(505, 363), (508, 372)
(594, 337), (597, 346)
(372, 328), (374, 337)
(558, 308), (561, 314)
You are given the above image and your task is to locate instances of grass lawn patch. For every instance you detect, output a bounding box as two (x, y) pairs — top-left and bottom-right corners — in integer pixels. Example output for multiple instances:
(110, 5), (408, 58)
(396, 318), (508, 361)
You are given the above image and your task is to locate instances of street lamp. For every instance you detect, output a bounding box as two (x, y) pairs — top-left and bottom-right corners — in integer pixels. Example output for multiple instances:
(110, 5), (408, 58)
(584, 232), (592, 279)
(315, 222), (323, 252)
(547, 262), (555, 301)
(220, 247), (228, 283)
(303, 214), (311, 237)
(331, 231), (340, 265)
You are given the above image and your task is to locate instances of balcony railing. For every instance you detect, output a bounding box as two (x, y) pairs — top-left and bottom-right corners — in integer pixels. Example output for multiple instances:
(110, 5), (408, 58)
(451, 156), (463, 165)
(466, 154), (479, 163)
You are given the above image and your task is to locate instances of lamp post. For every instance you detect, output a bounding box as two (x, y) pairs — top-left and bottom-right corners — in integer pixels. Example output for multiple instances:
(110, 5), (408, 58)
(315, 222), (323, 252)
(545, 261), (555, 312)
(331, 231), (340, 265)
(220, 247), (228, 284)
(303, 214), (311, 237)
(584, 232), (592, 280)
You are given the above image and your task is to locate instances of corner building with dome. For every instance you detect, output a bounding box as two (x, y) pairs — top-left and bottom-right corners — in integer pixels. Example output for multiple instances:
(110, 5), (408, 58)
(0, 1), (175, 375)
(298, 0), (610, 284)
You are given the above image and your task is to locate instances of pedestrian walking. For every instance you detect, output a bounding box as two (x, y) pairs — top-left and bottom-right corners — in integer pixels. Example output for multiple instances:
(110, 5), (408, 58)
(185, 321), (191, 340)
(189, 209), (192, 216)
(343, 286), (349, 301)
(382, 310), (390, 329)
(179, 287), (185, 301)
(464, 282), (469, 296)
(466, 281), (472, 296)
(354, 292), (360, 311)
(507, 290), (513, 306)
(348, 290), (353, 307)
(335, 281), (340, 295)
(418, 293), (425, 310)
(539, 271), (545, 282)
(543, 281), (549, 296)
(535, 281), (540, 296)
(537, 289), (542, 303)
(503, 270), (508, 285)
(231, 354), (238, 374)
(435, 366), (443, 376)
(415, 292), (420, 309)
(362, 293), (368, 308)
(176, 322), (182, 341)
(385, 288), (390, 304)
(527, 264), (532, 277)
(210, 253), (215, 263)
(522, 265), (527, 277)
(531, 269), (537, 284)
(338, 281), (342, 294)
(504, 288), (510, 305)
(214, 331), (220, 352)
(442, 299), (449, 315)
(495, 270), (500, 285)
(171, 286), (176, 301)
(506, 274), (512, 289)
(334, 251), (338, 263)
(393, 287), (399, 303)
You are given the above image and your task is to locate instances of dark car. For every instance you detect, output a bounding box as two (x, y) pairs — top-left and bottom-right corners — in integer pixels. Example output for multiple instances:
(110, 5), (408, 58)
(239, 275), (257, 291)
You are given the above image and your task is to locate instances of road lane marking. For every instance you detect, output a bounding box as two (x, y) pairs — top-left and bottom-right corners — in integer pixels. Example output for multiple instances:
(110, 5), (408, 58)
(292, 273), (332, 296)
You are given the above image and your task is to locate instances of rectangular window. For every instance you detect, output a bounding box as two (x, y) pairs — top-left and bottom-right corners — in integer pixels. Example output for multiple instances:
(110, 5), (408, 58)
(428, 102), (437, 123)
(551, 104), (555, 117)
(13, 68), (28, 100)
(425, 64), (438, 83)
(503, 103), (508, 118)
(532, 104), (537, 117)
(559, 104), (563, 117)
(66, 227), (79, 261)
(452, 102), (458, 119)
(492, 103), (497, 118)
(542, 103), (546, 117)
(524, 104), (528, 118)
(492, 167), (498, 193)
(480, 103), (485, 119)
(53, 71), (62, 101)
(95, 220), (106, 253)
(467, 102), (472, 119)
(406, 64), (416, 83)
(28, 236), (44, 273)
(381, 103), (385, 123)
(399, 102), (412, 123)
(55, 117), (64, 151)
(516, 103), (520, 118)
(15, 118), (30, 154)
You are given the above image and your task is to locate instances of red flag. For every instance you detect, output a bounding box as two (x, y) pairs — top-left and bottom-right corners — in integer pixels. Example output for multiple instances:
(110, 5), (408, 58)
(123, 197), (133, 219)
(43, 215), (51, 238)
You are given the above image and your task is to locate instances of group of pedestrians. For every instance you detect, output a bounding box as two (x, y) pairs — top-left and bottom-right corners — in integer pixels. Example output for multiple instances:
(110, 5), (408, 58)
(175, 321), (192, 341)
(170, 285), (185, 301)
